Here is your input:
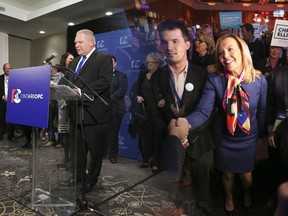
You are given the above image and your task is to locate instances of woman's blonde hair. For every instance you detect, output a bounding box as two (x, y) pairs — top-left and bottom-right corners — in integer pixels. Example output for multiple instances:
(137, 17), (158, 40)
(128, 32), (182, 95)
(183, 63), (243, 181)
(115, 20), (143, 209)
(214, 34), (261, 83)
(196, 30), (215, 55)
(145, 52), (163, 66)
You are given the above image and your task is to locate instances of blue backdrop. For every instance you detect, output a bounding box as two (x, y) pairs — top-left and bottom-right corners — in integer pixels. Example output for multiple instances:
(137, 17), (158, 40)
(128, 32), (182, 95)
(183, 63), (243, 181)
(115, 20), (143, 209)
(95, 26), (158, 160)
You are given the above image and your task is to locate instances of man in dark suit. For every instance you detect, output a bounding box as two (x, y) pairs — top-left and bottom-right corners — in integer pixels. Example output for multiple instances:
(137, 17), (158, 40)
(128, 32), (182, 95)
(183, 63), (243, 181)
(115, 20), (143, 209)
(61, 29), (113, 193)
(156, 19), (215, 215)
(107, 56), (127, 164)
(240, 23), (266, 67)
(0, 63), (16, 142)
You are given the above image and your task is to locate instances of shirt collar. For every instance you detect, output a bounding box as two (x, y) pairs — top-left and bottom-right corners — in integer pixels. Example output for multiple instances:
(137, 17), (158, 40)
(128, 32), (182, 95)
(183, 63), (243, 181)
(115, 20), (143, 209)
(169, 61), (188, 76)
(83, 47), (95, 60)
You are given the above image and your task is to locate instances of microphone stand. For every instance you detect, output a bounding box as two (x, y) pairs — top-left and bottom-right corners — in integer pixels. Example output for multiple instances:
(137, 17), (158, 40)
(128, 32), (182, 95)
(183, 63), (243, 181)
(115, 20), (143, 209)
(54, 65), (108, 105)
(53, 65), (107, 215)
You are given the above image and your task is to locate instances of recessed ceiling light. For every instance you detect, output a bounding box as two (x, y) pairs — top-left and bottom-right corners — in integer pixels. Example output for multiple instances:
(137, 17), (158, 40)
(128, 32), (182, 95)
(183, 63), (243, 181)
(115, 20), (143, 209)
(105, 11), (113, 16)
(68, 22), (75, 26)
(207, 2), (216, 6)
(39, 31), (45, 34)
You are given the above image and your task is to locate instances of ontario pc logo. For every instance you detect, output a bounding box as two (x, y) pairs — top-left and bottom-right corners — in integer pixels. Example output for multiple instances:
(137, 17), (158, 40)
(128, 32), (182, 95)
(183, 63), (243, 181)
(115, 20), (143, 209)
(11, 89), (22, 104)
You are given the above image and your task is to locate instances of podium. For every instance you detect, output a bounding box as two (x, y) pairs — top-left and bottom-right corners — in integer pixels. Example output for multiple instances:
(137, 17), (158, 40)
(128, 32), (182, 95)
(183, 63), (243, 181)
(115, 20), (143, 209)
(36, 85), (79, 215)
(6, 66), (80, 215)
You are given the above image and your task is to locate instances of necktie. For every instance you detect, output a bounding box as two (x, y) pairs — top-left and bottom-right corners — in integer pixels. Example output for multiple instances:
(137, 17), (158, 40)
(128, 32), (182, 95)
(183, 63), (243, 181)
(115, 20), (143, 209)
(74, 56), (86, 80)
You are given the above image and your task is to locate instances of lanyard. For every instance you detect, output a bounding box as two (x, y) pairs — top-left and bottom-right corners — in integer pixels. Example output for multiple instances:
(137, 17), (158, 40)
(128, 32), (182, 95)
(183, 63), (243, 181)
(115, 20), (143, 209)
(168, 65), (188, 108)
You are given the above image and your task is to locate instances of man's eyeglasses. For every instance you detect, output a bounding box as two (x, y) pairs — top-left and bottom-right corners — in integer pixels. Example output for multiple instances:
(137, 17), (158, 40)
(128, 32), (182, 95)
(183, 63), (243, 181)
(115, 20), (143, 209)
(147, 61), (159, 64)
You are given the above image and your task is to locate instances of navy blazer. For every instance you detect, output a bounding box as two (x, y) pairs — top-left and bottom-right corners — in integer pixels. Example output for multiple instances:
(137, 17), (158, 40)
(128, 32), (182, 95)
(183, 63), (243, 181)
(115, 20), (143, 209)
(0, 75), (6, 120)
(63, 50), (113, 125)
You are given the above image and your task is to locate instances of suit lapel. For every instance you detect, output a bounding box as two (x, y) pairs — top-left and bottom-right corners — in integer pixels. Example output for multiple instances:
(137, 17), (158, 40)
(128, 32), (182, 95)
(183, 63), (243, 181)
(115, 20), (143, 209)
(76, 50), (98, 77)
(181, 64), (196, 106)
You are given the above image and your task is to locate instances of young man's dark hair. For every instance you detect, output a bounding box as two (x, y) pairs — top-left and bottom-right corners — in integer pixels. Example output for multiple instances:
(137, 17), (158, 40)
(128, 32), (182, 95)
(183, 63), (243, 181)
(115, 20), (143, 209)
(157, 19), (189, 42)
(240, 23), (254, 35)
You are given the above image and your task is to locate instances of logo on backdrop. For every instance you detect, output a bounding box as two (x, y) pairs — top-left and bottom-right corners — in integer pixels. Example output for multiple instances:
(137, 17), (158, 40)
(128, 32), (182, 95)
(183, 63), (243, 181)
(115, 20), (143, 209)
(11, 89), (21, 104)
(10, 88), (44, 104)
(120, 36), (129, 46)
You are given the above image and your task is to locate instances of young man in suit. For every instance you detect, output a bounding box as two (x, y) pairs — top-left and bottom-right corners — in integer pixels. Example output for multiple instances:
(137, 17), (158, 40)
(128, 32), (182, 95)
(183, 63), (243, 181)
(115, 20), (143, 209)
(156, 19), (215, 215)
(107, 55), (127, 164)
(61, 29), (113, 193)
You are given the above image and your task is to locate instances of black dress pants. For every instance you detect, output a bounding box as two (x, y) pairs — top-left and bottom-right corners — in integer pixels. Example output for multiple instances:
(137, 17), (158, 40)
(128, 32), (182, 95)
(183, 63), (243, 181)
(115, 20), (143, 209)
(77, 123), (109, 186)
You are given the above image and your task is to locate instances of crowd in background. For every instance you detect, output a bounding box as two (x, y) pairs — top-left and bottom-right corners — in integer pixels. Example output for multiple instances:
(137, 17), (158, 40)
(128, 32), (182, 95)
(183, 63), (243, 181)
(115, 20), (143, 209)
(1, 19), (288, 215)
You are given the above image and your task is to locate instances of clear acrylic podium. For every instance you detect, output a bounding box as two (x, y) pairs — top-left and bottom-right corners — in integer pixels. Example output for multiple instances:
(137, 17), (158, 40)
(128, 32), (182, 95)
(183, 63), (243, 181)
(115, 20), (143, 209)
(8, 85), (80, 216)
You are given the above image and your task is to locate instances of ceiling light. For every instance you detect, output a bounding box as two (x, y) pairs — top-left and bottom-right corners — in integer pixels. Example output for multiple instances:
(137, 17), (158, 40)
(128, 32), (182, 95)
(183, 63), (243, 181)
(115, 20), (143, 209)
(207, 2), (216, 6)
(276, 4), (284, 7)
(68, 22), (75, 26)
(39, 31), (45, 34)
(242, 3), (250, 6)
(105, 11), (113, 16)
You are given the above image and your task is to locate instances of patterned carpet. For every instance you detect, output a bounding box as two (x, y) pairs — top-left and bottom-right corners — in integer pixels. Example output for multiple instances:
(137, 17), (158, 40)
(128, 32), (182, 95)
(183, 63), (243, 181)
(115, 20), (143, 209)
(0, 136), (277, 216)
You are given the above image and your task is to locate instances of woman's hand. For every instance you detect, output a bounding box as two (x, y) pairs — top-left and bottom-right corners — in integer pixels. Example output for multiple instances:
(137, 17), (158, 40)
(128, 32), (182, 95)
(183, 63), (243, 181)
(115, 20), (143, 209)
(136, 96), (144, 103)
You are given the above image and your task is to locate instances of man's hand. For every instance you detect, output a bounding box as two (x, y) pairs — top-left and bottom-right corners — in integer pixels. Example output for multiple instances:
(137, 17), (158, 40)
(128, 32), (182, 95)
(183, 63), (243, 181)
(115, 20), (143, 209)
(157, 99), (165, 108)
(136, 96), (144, 103)
(268, 132), (277, 148)
(2, 96), (7, 102)
(168, 118), (191, 143)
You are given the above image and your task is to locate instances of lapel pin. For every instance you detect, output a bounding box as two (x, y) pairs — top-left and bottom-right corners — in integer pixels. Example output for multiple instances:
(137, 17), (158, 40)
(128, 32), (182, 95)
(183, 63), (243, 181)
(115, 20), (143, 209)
(185, 83), (194, 92)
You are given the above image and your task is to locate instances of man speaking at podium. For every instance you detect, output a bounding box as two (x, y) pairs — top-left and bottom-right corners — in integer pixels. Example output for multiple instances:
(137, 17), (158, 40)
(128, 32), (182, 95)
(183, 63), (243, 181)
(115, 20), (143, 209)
(60, 29), (113, 193)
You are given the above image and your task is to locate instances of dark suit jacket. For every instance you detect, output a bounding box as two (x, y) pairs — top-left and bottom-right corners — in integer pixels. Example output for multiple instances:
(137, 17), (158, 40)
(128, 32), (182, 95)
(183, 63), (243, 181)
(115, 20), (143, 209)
(111, 70), (127, 116)
(0, 75), (6, 121)
(155, 63), (215, 160)
(62, 50), (113, 125)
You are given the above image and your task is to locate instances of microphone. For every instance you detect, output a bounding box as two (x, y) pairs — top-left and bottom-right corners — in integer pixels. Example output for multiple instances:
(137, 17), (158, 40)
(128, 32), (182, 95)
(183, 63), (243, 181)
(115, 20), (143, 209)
(43, 52), (57, 64)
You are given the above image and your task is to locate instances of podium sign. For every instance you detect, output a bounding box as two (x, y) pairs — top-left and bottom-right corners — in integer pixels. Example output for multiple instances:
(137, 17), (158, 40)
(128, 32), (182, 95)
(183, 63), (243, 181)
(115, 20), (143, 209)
(6, 65), (50, 128)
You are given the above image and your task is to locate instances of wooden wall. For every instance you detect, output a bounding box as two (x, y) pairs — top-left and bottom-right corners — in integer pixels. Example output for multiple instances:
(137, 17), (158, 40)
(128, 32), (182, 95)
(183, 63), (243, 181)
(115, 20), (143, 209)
(148, 0), (276, 32)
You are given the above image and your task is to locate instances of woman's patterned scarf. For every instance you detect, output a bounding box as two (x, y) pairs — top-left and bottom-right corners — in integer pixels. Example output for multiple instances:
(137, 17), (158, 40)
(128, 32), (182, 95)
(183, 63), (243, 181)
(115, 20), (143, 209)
(222, 70), (250, 135)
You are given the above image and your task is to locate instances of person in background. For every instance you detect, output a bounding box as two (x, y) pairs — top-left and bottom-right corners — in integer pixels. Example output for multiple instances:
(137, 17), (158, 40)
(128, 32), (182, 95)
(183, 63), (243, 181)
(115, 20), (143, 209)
(202, 24), (214, 41)
(21, 125), (32, 148)
(43, 66), (64, 148)
(172, 34), (267, 215)
(60, 52), (74, 68)
(60, 29), (113, 193)
(57, 52), (74, 167)
(192, 30), (216, 69)
(107, 56), (128, 164)
(274, 181), (288, 216)
(240, 23), (266, 67)
(264, 63), (288, 209)
(255, 45), (284, 79)
(186, 26), (196, 60)
(133, 52), (166, 172)
(156, 19), (215, 215)
(0, 63), (16, 142)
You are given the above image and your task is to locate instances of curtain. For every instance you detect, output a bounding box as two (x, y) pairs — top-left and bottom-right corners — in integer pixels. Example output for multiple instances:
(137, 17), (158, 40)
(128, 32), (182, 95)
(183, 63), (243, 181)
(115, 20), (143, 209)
(0, 32), (9, 75)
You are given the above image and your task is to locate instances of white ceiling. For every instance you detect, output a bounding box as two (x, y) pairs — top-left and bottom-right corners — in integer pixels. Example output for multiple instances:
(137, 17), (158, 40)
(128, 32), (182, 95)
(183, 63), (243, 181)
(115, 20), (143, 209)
(0, 0), (135, 40)
(0, 0), (287, 40)
(0, 0), (83, 21)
